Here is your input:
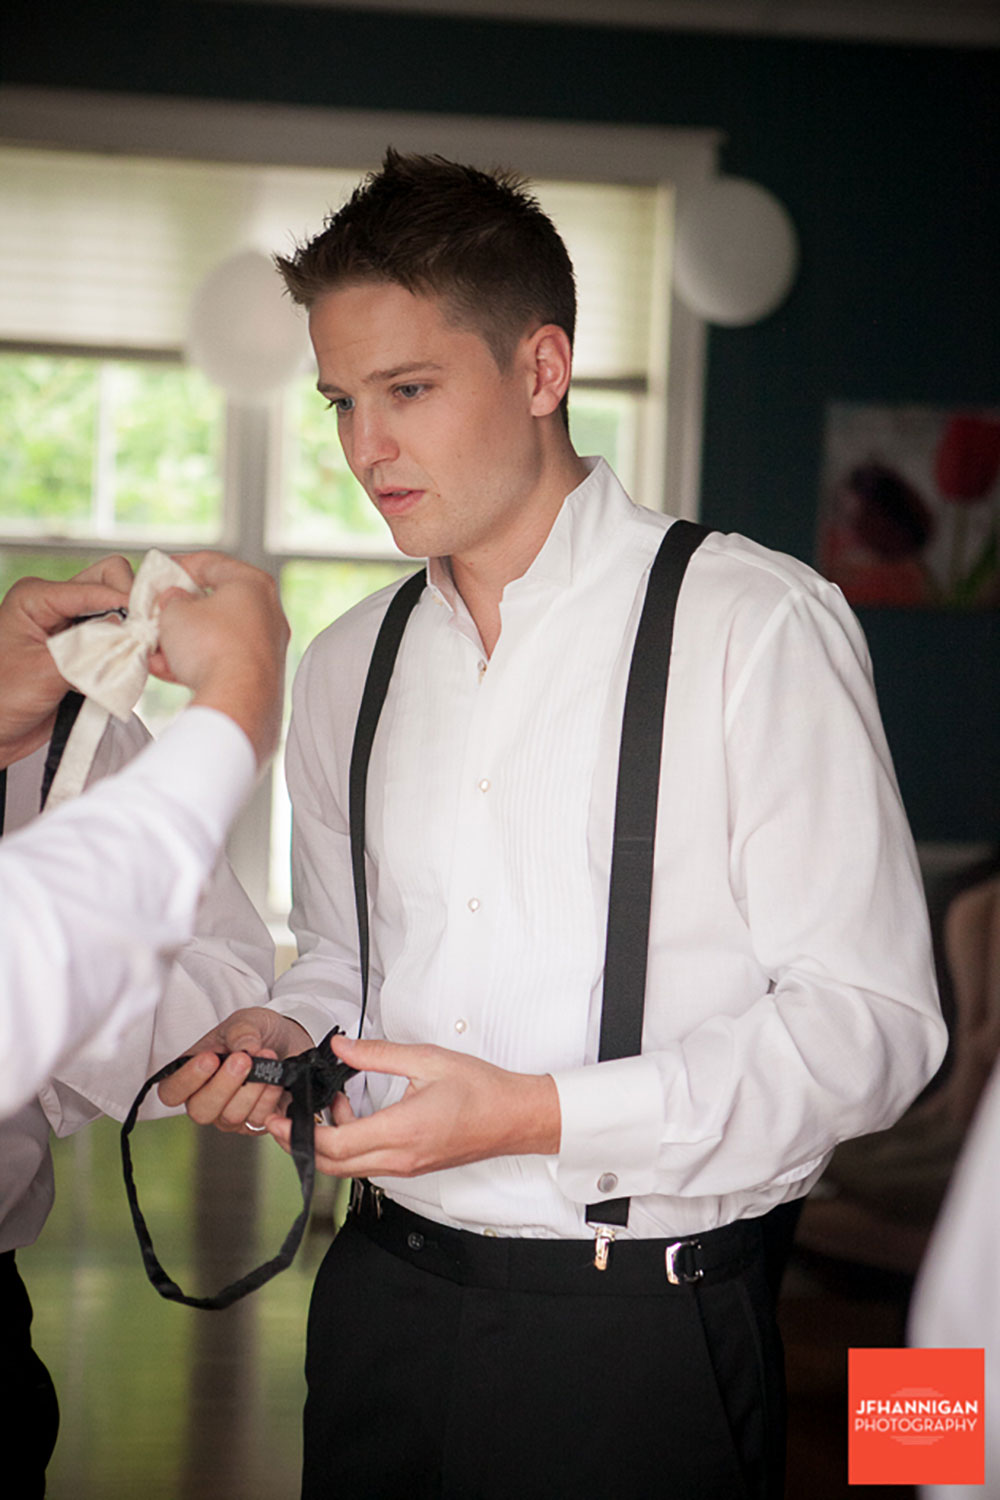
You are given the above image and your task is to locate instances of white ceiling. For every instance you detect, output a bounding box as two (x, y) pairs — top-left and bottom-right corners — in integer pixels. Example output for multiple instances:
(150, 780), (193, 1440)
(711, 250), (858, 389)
(215, 0), (1000, 48)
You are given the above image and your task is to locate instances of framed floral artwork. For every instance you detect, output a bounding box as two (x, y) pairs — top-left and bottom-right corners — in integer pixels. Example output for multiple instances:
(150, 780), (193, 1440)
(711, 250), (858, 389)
(817, 403), (1000, 608)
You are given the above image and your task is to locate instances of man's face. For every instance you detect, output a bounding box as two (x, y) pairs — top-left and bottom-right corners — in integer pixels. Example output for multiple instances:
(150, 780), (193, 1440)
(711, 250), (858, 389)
(309, 281), (550, 566)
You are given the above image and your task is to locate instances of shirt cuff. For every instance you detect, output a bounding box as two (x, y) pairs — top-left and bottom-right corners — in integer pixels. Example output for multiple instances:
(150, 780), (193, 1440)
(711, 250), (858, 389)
(549, 1055), (668, 1205)
(272, 998), (337, 1046)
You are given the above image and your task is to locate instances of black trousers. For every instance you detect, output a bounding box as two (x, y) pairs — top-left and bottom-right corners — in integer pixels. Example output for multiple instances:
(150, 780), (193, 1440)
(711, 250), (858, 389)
(0, 1251), (59, 1499)
(302, 1200), (786, 1499)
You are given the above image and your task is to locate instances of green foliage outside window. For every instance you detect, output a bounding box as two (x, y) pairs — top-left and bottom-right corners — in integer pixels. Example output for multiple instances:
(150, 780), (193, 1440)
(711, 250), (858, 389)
(280, 558), (413, 684)
(104, 363), (222, 535)
(0, 356), (97, 527)
(569, 387), (639, 492)
(0, 353), (223, 541)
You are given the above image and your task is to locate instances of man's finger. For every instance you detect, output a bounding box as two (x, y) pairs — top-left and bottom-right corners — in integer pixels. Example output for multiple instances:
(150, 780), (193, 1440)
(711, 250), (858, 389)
(73, 554), (134, 592)
(170, 550), (249, 592)
(158, 586), (197, 614)
(32, 581), (130, 634)
(331, 1091), (356, 1127)
(146, 648), (179, 683)
(266, 1116), (365, 1177)
(157, 1050), (223, 1108)
(330, 1034), (433, 1079)
(184, 1049), (256, 1127)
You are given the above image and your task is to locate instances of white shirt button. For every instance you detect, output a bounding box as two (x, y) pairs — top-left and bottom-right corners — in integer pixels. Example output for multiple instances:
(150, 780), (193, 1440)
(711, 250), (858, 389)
(477, 659), (487, 679)
(478, 778), (491, 793)
(454, 1018), (467, 1034)
(597, 1172), (619, 1195)
(467, 897), (481, 912)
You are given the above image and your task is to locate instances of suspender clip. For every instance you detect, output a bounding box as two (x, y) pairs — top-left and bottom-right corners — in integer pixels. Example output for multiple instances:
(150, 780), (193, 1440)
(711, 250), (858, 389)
(592, 1225), (616, 1271)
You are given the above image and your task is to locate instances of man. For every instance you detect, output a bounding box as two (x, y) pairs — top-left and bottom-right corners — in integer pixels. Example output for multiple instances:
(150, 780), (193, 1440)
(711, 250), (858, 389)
(0, 551), (288, 1111)
(0, 553), (283, 1494)
(163, 152), (946, 1498)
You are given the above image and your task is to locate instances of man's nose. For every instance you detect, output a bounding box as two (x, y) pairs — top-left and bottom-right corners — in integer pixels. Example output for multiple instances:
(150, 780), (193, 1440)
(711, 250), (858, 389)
(347, 406), (399, 470)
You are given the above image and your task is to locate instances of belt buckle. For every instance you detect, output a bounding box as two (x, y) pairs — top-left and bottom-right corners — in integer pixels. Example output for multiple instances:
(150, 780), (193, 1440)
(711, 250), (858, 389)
(665, 1238), (704, 1286)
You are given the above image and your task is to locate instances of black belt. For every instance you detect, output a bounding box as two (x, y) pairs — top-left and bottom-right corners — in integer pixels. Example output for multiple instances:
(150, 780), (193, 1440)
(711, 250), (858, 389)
(348, 1180), (766, 1297)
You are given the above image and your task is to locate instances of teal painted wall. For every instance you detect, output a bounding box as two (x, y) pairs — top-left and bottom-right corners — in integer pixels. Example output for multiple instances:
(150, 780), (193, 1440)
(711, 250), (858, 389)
(5, 2), (998, 838)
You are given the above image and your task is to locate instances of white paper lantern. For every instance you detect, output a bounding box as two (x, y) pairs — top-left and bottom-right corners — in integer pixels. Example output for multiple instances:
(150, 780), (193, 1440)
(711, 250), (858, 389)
(673, 178), (799, 326)
(186, 248), (309, 401)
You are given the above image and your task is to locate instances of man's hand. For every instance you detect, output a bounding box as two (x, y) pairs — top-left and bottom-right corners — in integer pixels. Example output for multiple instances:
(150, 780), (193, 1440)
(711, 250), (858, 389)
(0, 557), (133, 768)
(157, 1007), (314, 1132)
(150, 552), (290, 767)
(265, 1035), (562, 1178)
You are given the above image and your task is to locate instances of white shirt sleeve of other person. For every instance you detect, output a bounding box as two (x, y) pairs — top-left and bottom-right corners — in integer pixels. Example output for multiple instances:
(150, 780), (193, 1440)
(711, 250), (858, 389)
(910, 1059), (1000, 1500)
(0, 707), (270, 1125)
(272, 459), (946, 1239)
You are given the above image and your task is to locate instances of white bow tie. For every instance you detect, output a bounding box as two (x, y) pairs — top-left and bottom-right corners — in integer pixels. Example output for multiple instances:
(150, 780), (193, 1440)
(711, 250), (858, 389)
(44, 550), (200, 810)
(48, 549), (199, 720)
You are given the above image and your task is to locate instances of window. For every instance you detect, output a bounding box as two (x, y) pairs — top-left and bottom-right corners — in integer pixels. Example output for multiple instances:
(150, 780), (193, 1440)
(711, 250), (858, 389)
(0, 108), (716, 929)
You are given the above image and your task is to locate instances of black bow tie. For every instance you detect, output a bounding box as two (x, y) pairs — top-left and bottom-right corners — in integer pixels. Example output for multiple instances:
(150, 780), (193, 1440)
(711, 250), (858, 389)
(121, 1028), (356, 1310)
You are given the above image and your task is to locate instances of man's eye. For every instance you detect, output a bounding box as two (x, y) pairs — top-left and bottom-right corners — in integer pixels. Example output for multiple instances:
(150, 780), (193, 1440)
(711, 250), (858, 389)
(395, 384), (425, 400)
(325, 396), (354, 415)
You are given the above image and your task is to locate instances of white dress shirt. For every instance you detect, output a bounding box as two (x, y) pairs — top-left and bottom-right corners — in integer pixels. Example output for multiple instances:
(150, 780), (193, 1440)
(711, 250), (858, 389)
(0, 708), (274, 1245)
(273, 458), (946, 1240)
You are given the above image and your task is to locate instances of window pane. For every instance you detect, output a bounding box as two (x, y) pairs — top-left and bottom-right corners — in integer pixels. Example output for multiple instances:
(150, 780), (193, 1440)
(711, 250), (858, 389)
(536, 182), (660, 380)
(0, 354), (224, 544)
(281, 559), (415, 681)
(108, 362), (223, 538)
(0, 548), (113, 596)
(270, 557), (413, 914)
(569, 387), (641, 495)
(273, 374), (402, 556)
(0, 355), (98, 532)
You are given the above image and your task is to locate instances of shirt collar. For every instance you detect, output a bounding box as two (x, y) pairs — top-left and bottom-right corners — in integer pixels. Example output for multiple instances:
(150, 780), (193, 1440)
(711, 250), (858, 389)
(427, 457), (637, 614)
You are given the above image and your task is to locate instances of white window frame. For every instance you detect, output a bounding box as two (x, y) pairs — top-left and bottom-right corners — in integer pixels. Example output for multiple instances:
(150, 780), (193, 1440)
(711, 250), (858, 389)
(0, 86), (719, 923)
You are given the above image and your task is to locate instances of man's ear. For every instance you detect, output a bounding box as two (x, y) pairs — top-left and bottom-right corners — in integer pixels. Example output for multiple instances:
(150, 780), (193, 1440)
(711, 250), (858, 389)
(524, 325), (573, 417)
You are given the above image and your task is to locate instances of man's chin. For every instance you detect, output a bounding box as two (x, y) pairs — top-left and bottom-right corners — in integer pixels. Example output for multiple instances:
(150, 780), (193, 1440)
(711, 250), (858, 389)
(381, 511), (436, 560)
(378, 530), (428, 562)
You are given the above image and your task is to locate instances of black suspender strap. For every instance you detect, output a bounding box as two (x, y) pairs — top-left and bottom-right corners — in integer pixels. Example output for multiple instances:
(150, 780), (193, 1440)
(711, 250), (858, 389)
(40, 691), (84, 811)
(0, 690), (83, 837)
(349, 570), (428, 1038)
(585, 519), (711, 1240)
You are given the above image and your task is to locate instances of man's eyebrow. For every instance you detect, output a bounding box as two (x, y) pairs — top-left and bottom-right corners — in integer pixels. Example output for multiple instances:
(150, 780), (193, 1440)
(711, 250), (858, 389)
(317, 362), (445, 397)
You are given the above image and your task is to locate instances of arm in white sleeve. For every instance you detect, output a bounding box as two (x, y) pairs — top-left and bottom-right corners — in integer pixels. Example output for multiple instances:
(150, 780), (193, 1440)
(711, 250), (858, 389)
(909, 1062), (1000, 1500)
(0, 707), (256, 1118)
(553, 578), (948, 1207)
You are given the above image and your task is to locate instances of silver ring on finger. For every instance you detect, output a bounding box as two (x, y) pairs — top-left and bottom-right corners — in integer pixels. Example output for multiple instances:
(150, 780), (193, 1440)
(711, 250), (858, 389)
(245, 1121), (268, 1134)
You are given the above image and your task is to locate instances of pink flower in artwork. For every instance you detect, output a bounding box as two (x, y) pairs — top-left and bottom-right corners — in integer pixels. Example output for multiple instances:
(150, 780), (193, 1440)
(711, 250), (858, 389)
(934, 415), (1000, 504)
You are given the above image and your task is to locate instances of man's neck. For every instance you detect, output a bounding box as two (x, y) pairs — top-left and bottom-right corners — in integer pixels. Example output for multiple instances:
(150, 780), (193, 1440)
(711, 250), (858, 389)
(451, 451), (589, 657)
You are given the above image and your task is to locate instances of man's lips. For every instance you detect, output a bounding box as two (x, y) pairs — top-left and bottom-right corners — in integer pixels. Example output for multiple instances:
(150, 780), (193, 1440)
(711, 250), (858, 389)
(374, 487), (425, 517)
